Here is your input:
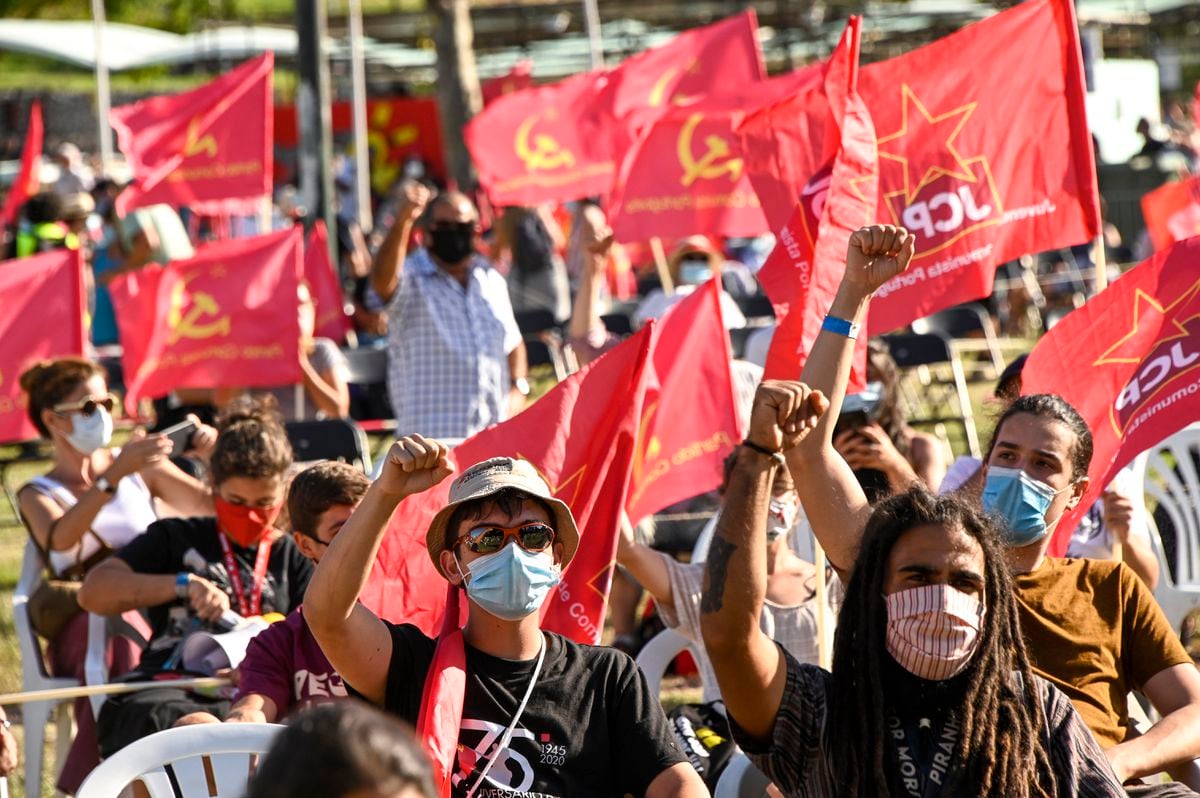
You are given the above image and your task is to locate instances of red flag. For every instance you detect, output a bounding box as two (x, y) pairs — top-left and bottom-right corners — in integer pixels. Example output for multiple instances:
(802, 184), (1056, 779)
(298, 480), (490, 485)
(0, 100), (43, 231)
(466, 12), (763, 207)
(482, 61), (534, 107)
(304, 221), (352, 343)
(742, 0), (1099, 336)
(112, 54), (274, 216)
(465, 70), (615, 207)
(360, 324), (654, 639)
(1021, 236), (1200, 555)
(0, 250), (85, 444)
(1141, 176), (1200, 252)
(416, 587), (466, 798)
(626, 278), (739, 522)
(109, 228), (302, 411)
(603, 10), (764, 120)
(744, 19), (878, 390)
(607, 69), (816, 244)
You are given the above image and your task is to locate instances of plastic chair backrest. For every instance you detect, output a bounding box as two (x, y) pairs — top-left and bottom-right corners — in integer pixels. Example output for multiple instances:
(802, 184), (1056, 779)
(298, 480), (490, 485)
(635, 628), (698, 698)
(14, 541), (62, 687)
(341, 346), (388, 386)
(911, 305), (989, 339)
(882, 331), (954, 368)
(76, 723), (284, 798)
(285, 419), (372, 473)
(514, 309), (559, 336)
(1137, 424), (1200, 586)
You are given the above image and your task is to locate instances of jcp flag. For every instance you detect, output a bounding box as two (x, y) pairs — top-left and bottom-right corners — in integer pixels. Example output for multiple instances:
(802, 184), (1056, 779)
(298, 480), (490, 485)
(1022, 236), (1200, 555)
(112, 53), (273, 215)
(0, 250), (86, 444)
(740, 0), (1099, 336)
(108, 228), (302, 411)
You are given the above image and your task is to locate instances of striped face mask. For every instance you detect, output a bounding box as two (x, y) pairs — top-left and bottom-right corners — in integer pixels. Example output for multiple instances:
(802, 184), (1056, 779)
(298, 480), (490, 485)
(885, 584), (985, 681)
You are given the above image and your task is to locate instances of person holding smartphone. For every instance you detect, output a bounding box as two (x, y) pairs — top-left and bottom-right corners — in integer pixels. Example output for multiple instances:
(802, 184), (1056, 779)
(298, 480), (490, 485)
(16, 357), (214, 794)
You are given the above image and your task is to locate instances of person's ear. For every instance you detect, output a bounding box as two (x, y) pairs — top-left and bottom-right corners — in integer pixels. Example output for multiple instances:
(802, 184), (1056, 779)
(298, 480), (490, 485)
(552, 541), (565, 568)
(441, 549), (465, 586)
(1066, 476), (1090, 510)
(42, 407), (67, 437)
(291, 531), (319, 561)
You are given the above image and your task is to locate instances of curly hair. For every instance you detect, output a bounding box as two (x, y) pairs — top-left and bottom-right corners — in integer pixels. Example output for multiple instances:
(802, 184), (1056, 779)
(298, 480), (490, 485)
(827, 487), (1055, 797)
(209, 396), (292, 487)
(19, 358), (106, 438)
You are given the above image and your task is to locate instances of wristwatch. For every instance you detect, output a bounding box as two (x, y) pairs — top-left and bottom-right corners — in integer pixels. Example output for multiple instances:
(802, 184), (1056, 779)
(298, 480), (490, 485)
(94, 475), (117, 494)
(512, 377), (531, 397)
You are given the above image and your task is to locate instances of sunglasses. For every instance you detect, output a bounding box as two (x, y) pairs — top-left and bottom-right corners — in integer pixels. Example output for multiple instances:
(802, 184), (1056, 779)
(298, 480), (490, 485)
(456, 522), (556, 555)
(430, 221), (475, 233)
(53, 394), (117, 417)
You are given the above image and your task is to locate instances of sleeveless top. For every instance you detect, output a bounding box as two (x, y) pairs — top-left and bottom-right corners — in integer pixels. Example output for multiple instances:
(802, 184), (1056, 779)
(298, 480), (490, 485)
(26, 469), (158, 576)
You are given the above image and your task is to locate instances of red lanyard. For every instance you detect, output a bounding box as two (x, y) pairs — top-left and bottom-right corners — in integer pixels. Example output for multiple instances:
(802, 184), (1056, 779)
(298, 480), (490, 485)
(218, 533), (273, 617)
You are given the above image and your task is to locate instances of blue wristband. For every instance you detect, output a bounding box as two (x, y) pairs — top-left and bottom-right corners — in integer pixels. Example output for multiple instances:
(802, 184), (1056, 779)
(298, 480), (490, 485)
(822, 314), (861, 340)
(175, 572), (190, 601)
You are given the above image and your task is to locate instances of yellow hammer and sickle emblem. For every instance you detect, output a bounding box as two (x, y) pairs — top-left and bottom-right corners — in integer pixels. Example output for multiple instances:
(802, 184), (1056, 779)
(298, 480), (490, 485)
(515, 113), (576, 172)
(649, 60), (703, 107)
(677, 113), (742, 188)
(166, 277), (231, 344)
(183, 116), (218, 159)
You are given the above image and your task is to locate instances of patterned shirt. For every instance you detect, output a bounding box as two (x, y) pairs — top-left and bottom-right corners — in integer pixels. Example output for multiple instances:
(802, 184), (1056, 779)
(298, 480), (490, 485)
(728, 648), (1126, 798)
(386, 248), (522, 439)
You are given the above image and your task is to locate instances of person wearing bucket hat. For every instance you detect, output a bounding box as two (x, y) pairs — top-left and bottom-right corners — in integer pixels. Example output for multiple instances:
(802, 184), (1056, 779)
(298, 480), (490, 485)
(306, 434), (704, 798)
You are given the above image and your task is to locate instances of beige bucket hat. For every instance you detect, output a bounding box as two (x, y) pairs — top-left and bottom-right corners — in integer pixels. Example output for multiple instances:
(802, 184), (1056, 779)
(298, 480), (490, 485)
(425, 457), (580, 571)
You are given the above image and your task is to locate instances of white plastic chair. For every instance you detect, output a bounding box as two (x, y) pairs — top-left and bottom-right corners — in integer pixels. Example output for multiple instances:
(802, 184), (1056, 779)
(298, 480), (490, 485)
(1128, 443), (1200, 634)
(714, 752), (772, 798)
(12, 540), (78, 795)
(76, 722), (284, 798)
(636, 628), (700, 697)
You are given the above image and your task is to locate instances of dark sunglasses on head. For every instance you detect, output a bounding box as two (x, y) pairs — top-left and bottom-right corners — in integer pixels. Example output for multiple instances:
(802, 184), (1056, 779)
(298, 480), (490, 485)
(457, 522), (556, 555)
(53, 394), (117, 417)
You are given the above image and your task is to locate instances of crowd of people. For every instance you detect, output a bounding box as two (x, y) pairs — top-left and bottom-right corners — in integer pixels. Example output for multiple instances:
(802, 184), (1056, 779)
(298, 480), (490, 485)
(4, 119), (1200, 797)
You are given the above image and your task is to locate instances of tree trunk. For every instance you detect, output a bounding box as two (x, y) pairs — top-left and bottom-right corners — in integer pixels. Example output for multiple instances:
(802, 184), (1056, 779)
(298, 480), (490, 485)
(428, 0), (482, 191)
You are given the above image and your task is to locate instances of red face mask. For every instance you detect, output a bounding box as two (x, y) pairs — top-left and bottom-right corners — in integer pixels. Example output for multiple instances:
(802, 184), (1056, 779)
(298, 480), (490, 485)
(214, 496), (282, 547)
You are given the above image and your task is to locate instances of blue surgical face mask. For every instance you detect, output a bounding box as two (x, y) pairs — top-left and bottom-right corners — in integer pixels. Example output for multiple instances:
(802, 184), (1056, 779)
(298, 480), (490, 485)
(981, 466), (1071, 547)
(678, 263), (712, 286)
(457, 543), (561, 621)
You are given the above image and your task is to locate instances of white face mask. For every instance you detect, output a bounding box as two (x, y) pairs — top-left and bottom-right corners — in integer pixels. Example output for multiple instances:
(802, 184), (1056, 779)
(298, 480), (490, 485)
(885, 584), (985, 681)
(64, 407), (114, 455)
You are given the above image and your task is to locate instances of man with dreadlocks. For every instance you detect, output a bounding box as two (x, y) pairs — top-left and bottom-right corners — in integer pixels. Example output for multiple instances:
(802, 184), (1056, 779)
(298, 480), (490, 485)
(781, 224), (1200, 796)
(699, 377), (1123, 796)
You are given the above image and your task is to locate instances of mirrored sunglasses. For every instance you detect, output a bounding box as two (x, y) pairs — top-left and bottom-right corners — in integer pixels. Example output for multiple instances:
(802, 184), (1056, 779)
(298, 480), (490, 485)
(457, 522), (556, 555)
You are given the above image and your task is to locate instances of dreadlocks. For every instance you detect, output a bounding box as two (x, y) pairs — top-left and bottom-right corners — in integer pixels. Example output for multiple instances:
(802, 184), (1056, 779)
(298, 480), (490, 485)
(827, 486), (1056, 797)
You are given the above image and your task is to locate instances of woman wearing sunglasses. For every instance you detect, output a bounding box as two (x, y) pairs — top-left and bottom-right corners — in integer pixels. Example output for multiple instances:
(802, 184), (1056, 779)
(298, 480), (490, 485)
(306, 442), (706, 798)
(17, 356), (214, 793)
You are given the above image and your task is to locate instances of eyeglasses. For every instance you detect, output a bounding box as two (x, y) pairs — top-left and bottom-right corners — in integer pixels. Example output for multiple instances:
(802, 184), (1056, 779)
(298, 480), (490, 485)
(52, 394), (117, 417)
(430, 221), (475, 233)
(456, 522), (556, 555)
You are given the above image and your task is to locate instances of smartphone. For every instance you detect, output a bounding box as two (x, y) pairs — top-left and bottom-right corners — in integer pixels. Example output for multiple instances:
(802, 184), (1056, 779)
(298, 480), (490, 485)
(160, 419), (198, 457)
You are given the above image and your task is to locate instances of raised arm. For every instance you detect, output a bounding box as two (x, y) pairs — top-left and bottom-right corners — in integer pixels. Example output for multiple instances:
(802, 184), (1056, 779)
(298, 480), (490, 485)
(786, 225), (916, 576)
(615, 513), (672, 610)
(701, 382), (826, 743)
(567, 210), (613, 343)
(370, 182), (431, 304)
(303, 435), (454, 705)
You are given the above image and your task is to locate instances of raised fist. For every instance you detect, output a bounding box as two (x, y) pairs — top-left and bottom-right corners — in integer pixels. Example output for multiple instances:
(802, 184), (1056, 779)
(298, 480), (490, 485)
(844, 225), (916, 296)
(747, 381), (829, 454)
(378, 434), (454, 499)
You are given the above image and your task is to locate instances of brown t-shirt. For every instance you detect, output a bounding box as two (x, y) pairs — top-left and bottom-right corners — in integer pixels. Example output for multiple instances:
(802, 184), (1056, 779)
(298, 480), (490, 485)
(1015, 557), (1193, 749)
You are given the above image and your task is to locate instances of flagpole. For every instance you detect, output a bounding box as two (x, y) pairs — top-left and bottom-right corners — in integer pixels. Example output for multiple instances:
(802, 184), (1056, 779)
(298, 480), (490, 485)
(347, 0), (373, 233)
(1093, 235), (1108, 294)
(649, 236), (675, 296)
(582, 0), (605, 69)
(91, 0), (114, 169)
(0, 677), (230, 706)
(813, 539), (831, 670)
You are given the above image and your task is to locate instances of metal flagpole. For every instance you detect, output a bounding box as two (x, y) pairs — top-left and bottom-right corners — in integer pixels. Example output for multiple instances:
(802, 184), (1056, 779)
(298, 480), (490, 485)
(347, 0), (373, 233)
(91, 0), (114, 168)
(582, 0), (604, 69)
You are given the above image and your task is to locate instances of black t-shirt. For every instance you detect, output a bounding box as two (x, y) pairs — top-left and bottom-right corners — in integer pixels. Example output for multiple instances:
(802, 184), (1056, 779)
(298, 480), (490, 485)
(116, 516), (313, 670)
(368, 623), (686, 798)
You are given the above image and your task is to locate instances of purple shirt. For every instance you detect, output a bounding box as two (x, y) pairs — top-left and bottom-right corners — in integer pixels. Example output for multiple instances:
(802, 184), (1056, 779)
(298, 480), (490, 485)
(235, 606), (346, 716)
